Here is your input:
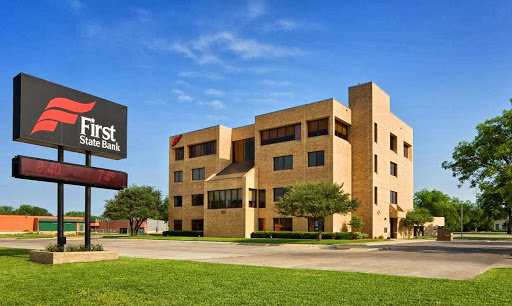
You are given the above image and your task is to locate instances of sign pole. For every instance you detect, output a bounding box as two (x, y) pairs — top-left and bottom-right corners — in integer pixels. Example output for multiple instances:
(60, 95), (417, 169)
(57, 146), (65, 247)
(85, 151), (91, 250)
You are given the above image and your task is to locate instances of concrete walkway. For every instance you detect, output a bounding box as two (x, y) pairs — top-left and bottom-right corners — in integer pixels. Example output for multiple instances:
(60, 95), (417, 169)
(1, 238), (511, 280)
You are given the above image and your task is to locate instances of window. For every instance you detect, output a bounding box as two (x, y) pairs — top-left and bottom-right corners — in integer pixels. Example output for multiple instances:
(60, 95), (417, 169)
(390, 191), (398, 204)
(390, 162), (398, 177)
(192, 168), (205, 181)
(274, 155), (293, 171)
(308, 118), (328, 137)
(390, 134), (397, 153)
(249, 188), (257, 208)
(173, 220), (182, 231)
(175, 147), (184, 161)
(261, 124), (301, 145)
(374, 123), (378, 143)
(192, 194), (204, 206)
(308, 151), (325, 167)
(404, 142), (412, 159)
(274, 188), (289, 202)
(273, 218), (292, 231)
(233, 138), (255, 162)
(384, 227), (388, 234)
(307, 218), (325, 232)
(189, 141), (216, 158)
(374, 155), (378, 173)
(374, 187), (378, 204)
(174, 171), (183, 183)
(191, 219), (204, 231)
(258, 218), (266, 231)
(174, 196), (182, 207)
(258, 190), (266, 208)
(207, 189), (243, 209)
(335, 120), (348, 140)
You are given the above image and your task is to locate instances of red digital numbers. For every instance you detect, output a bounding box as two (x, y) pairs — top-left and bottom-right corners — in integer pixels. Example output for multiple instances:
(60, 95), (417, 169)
(97, 170), (116, 183)
(36, 160), (62, 176)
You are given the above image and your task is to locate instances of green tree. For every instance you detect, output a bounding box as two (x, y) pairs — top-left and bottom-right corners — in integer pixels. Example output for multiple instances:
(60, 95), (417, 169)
(65, 211), (104, 220)
(442, 108), (512, 233)
(157, 196), (169, 222)
(275, 182), (360, 241)
(0, 206), (16, 215)
(414, 189), (459, 230)
(348, 215), (364, 231)
(104, 185), (161, 236)
(15, 204), (52, 216)
(403, 208), (434, 237)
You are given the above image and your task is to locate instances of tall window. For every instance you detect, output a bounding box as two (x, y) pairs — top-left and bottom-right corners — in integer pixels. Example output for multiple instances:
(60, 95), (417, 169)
(261, 124), (301, 145)
(173, 220), (182, 231)
(191, 219), (204, 231)
(249, 188), (257, 208)
(404, 142), (412, 159)
(335, 120), (348, 140)
(374, 123), (378, 143)
(274, 155), (293, 171)
(274, 188), (289, 202)
(308, 151), (325, 167)
(374, 155), (378, 173)
(308, 118), (328, 137)
(189, 141), (216, 158)
(390, 134), (397, 153)
(390, 191), (398, 204)
(174, 171), (183, 183)
(232, 138), (255, 162)
(258, 218), (266, 231)
(258, 190), (266, 208)
(192, 168), (205, 181)
(273, 218), (292, 231)
(175, 147), (184, 161)
(390, 162), (398, 177)
(374, 187), (378, 204)
(207, 189), (243, 209)
(174, 196), (182, 207)
(192, 194), (204, 206)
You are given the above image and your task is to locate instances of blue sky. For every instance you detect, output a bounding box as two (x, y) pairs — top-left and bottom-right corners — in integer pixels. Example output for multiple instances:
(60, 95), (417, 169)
(0, 0), (511, 216)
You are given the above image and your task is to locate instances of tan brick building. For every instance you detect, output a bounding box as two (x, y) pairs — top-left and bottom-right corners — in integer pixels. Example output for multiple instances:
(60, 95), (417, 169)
(169, 82), (413, 238)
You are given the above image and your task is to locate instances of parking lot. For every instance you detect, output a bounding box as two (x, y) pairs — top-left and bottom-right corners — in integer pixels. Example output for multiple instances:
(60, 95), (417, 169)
(1, 238), (510, 280)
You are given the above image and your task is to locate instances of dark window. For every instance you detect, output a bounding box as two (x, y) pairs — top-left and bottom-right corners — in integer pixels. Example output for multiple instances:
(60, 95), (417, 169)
(258, 190), (266, 208)
(390, 191), (398, 204)
(335, 120), (348, 140)
(192, 168), (205, 181)
(249, 189), (257, 208)
(174, 171), (183, 183)
(258, 218), (266, 231)
(191, 219), (204, 231)
(308, 218), (325, 232)
(308, 151), (325, 167)
(207, 189), (243, 209)
(308, 118), (328, 137)
(274, 155), (293, 171)
(232, 138), (255, 162)
(374, 187), (378, 204)
(175, 147), (184, 161)
(384, 227), (388, 234)
(273, 218), (292, 231)
(189, 141), (216, 158)
(390, 134), (397, 153)
(404, 142), (411, 159)
(192, 194), (204, 206)
(274, 188), (289, 202)
(261, 124), (301, 145)
(390, 162), (398, 177)
(174, 196), (182, 207)
(173, 220), (182, 231)
(374, 123), (378, 143)
(374, 155), (378, 173)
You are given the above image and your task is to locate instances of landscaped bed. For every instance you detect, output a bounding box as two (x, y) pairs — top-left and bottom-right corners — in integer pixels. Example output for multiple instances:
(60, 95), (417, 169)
(0, 247), (511, 304)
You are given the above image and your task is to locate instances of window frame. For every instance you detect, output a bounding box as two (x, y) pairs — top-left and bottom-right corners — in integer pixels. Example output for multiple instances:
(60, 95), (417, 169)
(274, 155), (293, 171)
(192, 168), (205, 181)
(307, 118), (329, 137)
(390, 191), (398, 204)
(335, 120), (348, 140)
(175, 147), (184, 161)
(260, 123), (301, 145)
(189, 141), (217, 158)
(173, 171), (183, 183)
(192, 194), (204, 206)
(173, 220), (182, 231)
(308, 150), (325, 167)
(390, 162), (398, 177)
(173, 196), (182, 207)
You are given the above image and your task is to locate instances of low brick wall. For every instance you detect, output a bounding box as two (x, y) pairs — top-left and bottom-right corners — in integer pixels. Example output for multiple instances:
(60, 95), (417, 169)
(30, 250), (118, 264)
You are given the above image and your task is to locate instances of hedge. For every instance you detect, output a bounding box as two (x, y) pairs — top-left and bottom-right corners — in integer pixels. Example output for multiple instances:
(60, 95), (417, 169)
(162, 230), (204, 237)
(250, 231), (368, 240)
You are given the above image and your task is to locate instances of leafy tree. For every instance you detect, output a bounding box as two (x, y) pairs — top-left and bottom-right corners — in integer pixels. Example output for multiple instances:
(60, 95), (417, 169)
(0, 206), (16, 215)
(65, 211), (104, 220)
(348, 215), (364, 231)
(15, 204), (52, 216)
(157, 196), (169, 222)
(403, 208), (434, 237)
(104, 185), (161, 236)
(442, 108), (512, 233)
(414, 189), (459, 230)
(275, 182), (360, 241)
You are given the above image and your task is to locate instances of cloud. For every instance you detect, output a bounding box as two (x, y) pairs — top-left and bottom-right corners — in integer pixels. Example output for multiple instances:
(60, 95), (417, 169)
(263, 19), (321, 32)
(262, 80), (292, 86)
(247, 0), (265, 19)
(178, 71), (224, 80)
(199, 100), (225, 109)
(172, 89), (193, 102)
(132, 8), (152, 23)
(146, 99), (166, 105)
(205, 89), (223, 96)
(175, 80), (192, 88)
(68, 0), (83, 11)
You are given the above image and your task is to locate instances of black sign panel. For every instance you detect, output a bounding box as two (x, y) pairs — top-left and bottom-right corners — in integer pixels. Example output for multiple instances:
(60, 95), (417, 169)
(13, 73), (127, 160)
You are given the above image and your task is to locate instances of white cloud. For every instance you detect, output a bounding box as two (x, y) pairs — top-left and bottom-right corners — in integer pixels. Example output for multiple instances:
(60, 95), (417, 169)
(175, 80), (191, 88)
(262, 80), (292, 86)
(199, 100), (225, 109)
(247, 0), (265, 19)
(172, 89), (193, 102)
(205, 89), (223, 96)
(263, 19), (321, 32)
(68, 0), (83, 11)
(178, 71), (224, 80)
(132, 8), (152, 23)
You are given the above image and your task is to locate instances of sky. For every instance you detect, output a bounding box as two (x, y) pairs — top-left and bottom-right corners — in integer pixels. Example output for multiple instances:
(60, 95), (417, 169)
(0, 0), (511, 216)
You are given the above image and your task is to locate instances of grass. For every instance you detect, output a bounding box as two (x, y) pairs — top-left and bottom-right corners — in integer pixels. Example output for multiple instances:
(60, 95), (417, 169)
(454, 231), (511, 235)
(102, 234), (389, 244)
(455, 236), (512, 241)
(0, 233), (56, 239)
(0, 246), (511, 305)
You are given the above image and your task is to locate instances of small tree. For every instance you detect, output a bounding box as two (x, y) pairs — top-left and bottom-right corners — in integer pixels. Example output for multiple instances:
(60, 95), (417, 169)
(348, 215), (364, 231)
(157, 196), (169, 222)
(403, 208), (434, 238)
(275, 182), (360, 241)
(15, 204), (52, 216)
(104, 185), (161, 236)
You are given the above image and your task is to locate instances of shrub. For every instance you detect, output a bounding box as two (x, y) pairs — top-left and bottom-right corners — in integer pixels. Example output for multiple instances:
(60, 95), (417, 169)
(250, 231), (368, 240)
(45, 244), (64, 252)
(162, 230), (203, 237)
(45, 244), (104, 252)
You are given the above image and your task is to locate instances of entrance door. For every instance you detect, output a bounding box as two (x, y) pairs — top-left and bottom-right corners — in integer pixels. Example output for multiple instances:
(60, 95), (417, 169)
(390, 218), (398, 238)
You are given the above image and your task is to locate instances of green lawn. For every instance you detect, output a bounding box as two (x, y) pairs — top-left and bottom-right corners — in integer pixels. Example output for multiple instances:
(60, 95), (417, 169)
(0, 247), (511, 305)
(0, 233), (56, 239)
(455, 236), (512, 241)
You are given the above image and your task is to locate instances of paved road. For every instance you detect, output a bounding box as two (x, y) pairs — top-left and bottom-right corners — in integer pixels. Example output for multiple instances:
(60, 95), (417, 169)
(1, 238), (511, 280)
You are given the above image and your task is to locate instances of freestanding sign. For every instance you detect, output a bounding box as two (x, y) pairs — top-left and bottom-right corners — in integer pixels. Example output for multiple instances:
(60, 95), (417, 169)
(12, 73), (128, 249)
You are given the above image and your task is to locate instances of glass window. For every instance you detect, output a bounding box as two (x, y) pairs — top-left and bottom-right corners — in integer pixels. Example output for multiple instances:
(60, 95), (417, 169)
(374, 123), (378, 143)
(274, 155), (293, 171)
(404, 142), (412, 159)
(207, 188), (243, 209)
(173, 220), (182, 231)
(192, 168), (205, 181)
(273, 188), (289, 202)
(249, 189), (257, 208)
(390, 134), (397, 152)
(308, 118), (328, 137)
(273, 218), (292, 231)
(258, 190), (266, 208)
(189, 141), (217, 158)
(192, 194), (204, 206)
(260, 124), (301, 145)
(390, 162), (398, 177)
(232, 138), (255, 162)
(390, 191), (398, 204)
(335, 120), (348, 140)
(191, 219), (204, 231)
(374, 155), (378, 173)
(174, 171), (183, 183)
(374, 187), (378, 204)
(173, 196), (182, 207)
(308, 151), (324, 167)
(258, 218), (266, 231)
(175, 147), (184, 161)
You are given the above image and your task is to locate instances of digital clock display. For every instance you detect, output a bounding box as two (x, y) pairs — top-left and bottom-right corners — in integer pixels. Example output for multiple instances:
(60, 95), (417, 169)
(12, 156), (127, 190)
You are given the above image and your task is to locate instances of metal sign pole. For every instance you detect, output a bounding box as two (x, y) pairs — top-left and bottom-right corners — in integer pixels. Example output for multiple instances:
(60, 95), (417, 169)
(85, 151), (91, 250)
(57, 146), (65, 247)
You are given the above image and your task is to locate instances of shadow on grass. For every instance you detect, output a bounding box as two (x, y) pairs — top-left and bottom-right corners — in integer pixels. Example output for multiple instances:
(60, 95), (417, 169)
(0, 247), (30, 258)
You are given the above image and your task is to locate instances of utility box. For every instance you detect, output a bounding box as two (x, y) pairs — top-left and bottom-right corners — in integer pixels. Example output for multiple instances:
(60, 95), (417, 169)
(437, 228), (453, 241)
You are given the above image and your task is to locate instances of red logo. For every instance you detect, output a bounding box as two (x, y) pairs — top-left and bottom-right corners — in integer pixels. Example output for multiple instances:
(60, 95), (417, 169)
(31, 98), (96, 135)
(172, 135), (182, 146)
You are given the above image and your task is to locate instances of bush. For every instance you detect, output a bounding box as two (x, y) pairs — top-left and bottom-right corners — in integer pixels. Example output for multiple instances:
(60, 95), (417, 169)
(162, 230), (203, 237)
(45, 244), (64, 252)
(45, 244), (104, 252)
(250, 231), (368, 240)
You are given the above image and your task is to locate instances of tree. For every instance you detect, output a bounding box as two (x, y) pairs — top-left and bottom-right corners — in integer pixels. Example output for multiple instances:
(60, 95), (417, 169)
(157, 196), (169, 222)
(275, 182), (360, 241)
(403, 208), (434, 237)
(442, 108), (512, 233)
(104, 185), (161, 236)
(65, 211), (104, 220)
(414, 189), (459, 231)
(348, 215), (364, 231)
(0, 206), (15, 215)
(15, 204), (52, 216)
